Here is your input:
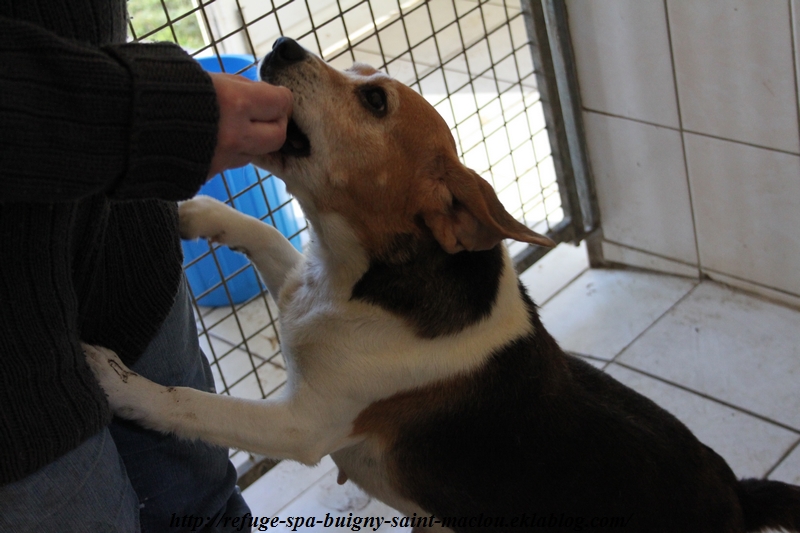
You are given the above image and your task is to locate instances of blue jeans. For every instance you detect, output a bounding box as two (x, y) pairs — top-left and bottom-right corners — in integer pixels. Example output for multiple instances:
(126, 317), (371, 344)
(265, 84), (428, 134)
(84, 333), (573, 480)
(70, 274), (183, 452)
(0, 279), (251, 532)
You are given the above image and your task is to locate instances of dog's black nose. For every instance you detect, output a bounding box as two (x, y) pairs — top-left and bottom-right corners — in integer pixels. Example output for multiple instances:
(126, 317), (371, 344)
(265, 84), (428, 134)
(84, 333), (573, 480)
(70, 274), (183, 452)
(272, 37), (307, 62)
(260, 37), (307, 80)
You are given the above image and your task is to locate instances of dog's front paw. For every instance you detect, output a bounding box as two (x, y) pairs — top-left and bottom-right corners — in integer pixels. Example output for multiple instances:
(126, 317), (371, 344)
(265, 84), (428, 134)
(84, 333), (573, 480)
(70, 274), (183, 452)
(82, 343), (152, 421)
(178, 195), (237, 243)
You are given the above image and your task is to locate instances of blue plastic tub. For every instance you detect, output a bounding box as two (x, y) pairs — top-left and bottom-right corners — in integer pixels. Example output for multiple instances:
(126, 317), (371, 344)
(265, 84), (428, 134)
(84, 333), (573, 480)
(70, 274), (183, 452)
(182, 55), (302, 307)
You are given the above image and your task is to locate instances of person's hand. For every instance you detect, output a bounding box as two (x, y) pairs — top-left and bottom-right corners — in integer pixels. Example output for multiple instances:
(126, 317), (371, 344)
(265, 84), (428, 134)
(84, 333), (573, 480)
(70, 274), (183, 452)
(208, 73), (293, 178)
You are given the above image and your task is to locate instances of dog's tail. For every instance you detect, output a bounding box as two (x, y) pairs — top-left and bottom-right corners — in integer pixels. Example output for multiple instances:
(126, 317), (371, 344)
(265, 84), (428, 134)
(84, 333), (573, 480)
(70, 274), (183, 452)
(739, 478), (800, 532)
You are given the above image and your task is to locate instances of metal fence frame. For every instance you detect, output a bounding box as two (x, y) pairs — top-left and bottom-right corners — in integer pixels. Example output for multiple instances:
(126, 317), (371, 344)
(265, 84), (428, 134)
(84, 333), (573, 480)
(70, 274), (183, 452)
(515, 0), (597, 272)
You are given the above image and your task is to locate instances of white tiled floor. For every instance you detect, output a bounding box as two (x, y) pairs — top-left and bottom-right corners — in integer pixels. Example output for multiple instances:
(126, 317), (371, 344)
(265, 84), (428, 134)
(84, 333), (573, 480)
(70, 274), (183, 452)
(239, 243), (800, 528)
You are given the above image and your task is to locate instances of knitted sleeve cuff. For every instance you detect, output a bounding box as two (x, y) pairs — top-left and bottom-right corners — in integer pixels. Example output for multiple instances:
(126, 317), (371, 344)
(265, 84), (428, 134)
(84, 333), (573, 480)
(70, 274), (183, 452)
(103, 42), (218, 201)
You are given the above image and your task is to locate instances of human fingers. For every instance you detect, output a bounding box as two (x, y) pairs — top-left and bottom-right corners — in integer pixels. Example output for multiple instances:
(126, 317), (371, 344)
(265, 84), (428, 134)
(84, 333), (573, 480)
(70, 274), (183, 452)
(210, 73), (293, 123)
(208, 73), (293, 176)
(247, 83), (293, 123)
(243, 114), (292, 155)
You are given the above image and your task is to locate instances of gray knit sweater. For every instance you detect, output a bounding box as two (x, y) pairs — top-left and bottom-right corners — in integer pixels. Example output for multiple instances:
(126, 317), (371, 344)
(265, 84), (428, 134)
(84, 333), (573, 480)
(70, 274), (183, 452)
(0, 0), (219, 484)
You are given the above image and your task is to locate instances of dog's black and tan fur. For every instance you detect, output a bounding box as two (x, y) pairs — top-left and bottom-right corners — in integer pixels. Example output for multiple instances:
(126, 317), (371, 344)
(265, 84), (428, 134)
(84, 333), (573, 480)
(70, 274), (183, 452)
(84, 38), (800, 532)
(349, 234), (799, 532)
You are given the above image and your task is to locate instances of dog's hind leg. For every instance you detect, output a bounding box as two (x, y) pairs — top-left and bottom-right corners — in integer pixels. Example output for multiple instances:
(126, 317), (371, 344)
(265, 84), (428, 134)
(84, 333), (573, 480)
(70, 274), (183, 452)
(179, 196), (303, 300)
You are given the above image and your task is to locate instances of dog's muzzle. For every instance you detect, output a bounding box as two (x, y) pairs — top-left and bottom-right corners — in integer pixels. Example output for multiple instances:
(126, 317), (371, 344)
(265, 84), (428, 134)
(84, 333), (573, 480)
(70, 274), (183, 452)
(260, 37), (311, 158)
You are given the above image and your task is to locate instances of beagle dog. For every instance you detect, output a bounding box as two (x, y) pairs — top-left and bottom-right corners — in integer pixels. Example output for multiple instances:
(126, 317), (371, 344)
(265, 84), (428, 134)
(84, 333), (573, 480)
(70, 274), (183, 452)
(84, 37), (800, 532)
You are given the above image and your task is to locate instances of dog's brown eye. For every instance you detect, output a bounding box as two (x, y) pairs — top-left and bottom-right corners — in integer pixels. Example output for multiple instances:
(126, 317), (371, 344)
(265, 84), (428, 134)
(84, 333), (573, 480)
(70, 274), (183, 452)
(360, 87), (387, 117)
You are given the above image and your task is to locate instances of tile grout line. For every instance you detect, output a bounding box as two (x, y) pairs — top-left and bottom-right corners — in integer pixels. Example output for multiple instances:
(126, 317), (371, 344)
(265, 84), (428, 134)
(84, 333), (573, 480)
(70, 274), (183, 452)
(790, 0), (800, 155)
(701, 268), (800, 310)
(601, 238), (700, 272)
(610, 360), (800, 438)
(764, 437), (800, 479)
(602, 280), (702, 371)
(567, 351), (608, 365)
(535, 264), (591, 308)
(599, 240), (800, 308)
(581, 107), (800, 158)
(663, 0), (701, 276)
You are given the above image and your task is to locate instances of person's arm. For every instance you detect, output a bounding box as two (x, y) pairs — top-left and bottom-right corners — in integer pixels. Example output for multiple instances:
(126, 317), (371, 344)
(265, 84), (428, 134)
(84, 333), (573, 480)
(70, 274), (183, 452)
(0, 16), (291, 204)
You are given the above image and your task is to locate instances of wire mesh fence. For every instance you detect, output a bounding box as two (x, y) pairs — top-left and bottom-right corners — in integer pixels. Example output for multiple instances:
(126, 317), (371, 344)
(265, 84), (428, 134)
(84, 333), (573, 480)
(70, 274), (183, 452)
(128, 0), (564, 475)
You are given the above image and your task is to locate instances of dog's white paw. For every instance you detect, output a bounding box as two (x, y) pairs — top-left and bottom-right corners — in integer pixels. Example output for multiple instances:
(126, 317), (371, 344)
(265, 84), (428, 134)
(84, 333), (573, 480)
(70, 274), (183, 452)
(82, 343), (152, 421)
(178, 195), (238, 243)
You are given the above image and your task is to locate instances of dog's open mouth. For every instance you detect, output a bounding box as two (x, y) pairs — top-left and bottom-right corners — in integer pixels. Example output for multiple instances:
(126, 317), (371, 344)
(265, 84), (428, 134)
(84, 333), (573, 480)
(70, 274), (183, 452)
(279, 119), (311, 157)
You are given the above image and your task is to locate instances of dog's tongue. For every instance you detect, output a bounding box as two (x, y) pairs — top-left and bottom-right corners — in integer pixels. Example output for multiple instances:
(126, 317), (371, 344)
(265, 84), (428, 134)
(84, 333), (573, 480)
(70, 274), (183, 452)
(279, 119), (311, 157)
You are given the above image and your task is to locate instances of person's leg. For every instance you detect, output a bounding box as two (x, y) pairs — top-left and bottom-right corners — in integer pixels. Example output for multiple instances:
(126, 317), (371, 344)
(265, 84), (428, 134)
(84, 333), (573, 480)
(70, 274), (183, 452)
(0, 428), (140, 533)
(109, 277), (251, 533)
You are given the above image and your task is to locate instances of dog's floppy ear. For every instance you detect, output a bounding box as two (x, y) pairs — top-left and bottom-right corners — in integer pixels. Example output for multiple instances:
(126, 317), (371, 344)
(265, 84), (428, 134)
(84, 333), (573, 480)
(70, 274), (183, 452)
(420, 158), (556, 254)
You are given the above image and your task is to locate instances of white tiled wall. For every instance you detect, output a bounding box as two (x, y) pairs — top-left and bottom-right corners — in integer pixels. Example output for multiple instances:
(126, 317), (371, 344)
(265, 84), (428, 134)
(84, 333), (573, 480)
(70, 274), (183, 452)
(685, 134), (800, 296)
(566, 0), (800, 305)
(669, 0), (799, 153)
(566, 0), (680, 128)
(583, 112), (697, 264)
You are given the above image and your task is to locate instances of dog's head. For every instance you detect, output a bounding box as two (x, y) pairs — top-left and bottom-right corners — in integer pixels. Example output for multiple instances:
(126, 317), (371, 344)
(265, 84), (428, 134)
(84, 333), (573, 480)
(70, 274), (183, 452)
(257, 37), (554, 262)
